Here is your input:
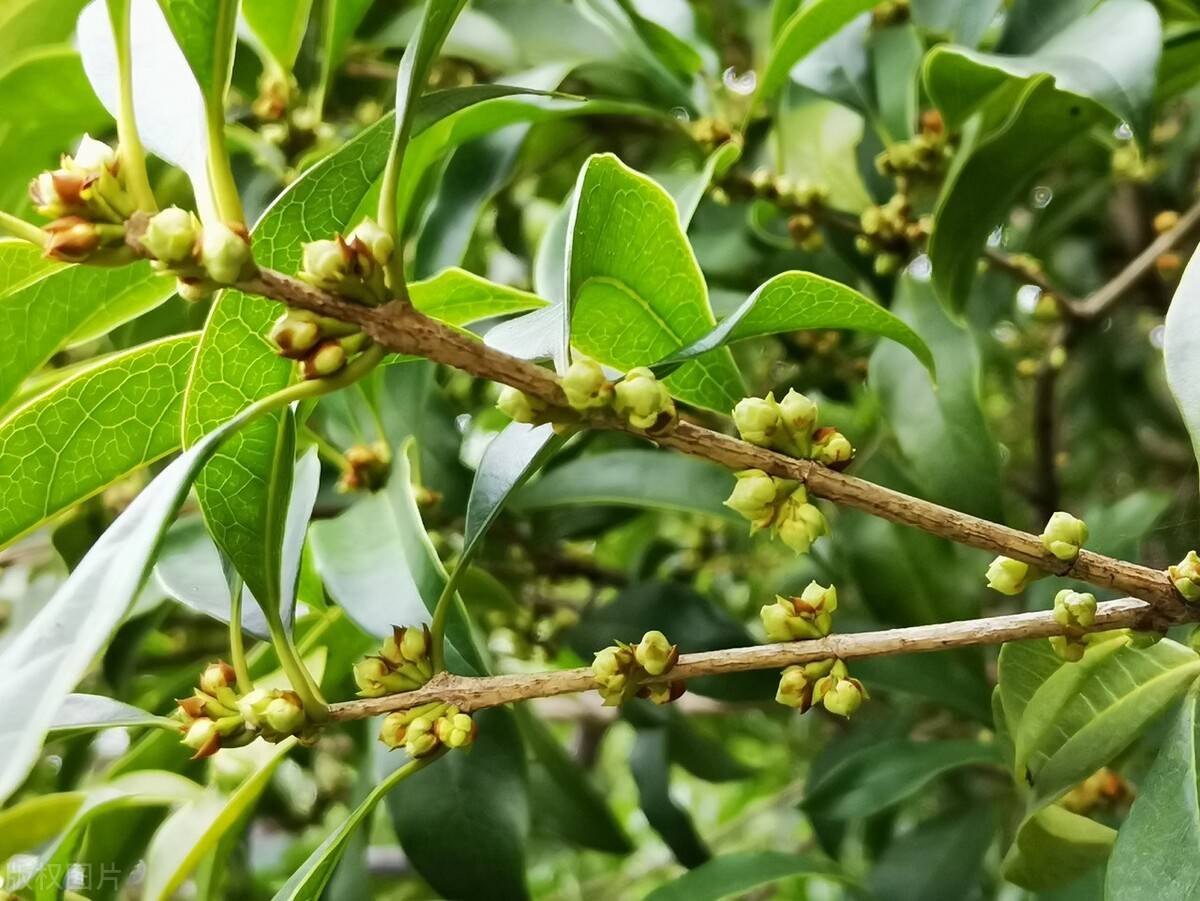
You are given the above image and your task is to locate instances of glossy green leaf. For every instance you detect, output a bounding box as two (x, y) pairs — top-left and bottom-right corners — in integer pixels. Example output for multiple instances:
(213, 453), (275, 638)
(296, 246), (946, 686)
(631, 727), (710, 868)
(412, 267), (546, 327)
(646, 851), (843, 901)
(465, 422), (561, 557)
(49, 693), (173, 734)
(322, 0), (373, 73)
(928, 76), (1102, 311)
(654, 270), (934, 379)
(0, 0), (88, 63)
(1002, 804), (1116, 890)
(387, 708), (531, 901)
(156, 0), (237, 103)
(0, 333), (196, 548)
(0, 395), (274, 802)
(996, 0), (1098, 52)
(997, 638), (1064, 741)
(911, 0), (1002, 47)
(0, 45), (112, 214)
(514, 449), (737, 521)
(869, 274), (1001, 518)
(802, 739), (1004, 821)
(0, 791), (86, 860)
(1165, 247), (1200, 467)
(871, 24), (922, 140)
(1158, 25), (1200, 101)
(141, 739), (296, 901)
(924, 0), (1162, 140)
(756, 0), (878, 103)
(1106, 679), (1200, 899)
(1016, 637), (1200, 802)
(242, 0), (312, 72)
(869, 807), (996, 900)
(567, 153), (744, 413)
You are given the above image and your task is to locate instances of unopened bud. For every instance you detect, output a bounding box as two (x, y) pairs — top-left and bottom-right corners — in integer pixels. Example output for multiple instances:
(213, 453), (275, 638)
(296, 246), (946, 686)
(821, 677), (867, 717)
(733, 395), (782, 447)
(182, 718), (220, 758)
(201, 223), (252, 284)
(380, 711), (410, 749)
(43, 216), (101, 262)
(724, 469), (779, 532)
(141, 207), (200, 264)
(300, 239), (348, 287)
(811, 427), (854, 468)
(339, 442), (390, 493)
(775, 487), (828, 555)
(778, 389), (817, 451)
(348, 218), (394, 266)
(435, 712), (476, 749)
(986, 556), (1038, 595)
(404, 715), (441, 757)
(200, 661), (237, 697)
(302, 340), (347, 379)
(270, 310), (322, 358)
(634, 630), (678, 676)
(1049, 634), (1086, 662)
(236, 688), (272, 730)
(354, 656), (395, 698)
(263, 691), (306, 736)
(1041, 512), (1088, 561)
(497, 385), (546, 424)
(1053, 589), (1097, 630)
(176, 276), (216, 303)
(641, 680), (686, 705)
(592, 644), (637, 706)
(775, 665), (814, 710)
(561, 357), (612, 410)
(1169, 551), (1200, 602)
(1154, 210), (1180, 234)
(613, 367), (674, 430)
(389, 625), (432, 666)
(73, 134), (117, 171)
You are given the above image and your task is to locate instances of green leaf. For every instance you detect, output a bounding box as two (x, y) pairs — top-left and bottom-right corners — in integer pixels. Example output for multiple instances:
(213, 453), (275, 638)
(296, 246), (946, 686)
(998, 638), (1064, 741)
(0, 241), (173, 407)
(322, 0), (373, 73)
(242, 0), (312, 72)
(387, 708), (531, 901)
(924, 0), (1162, 141)
(756, 0), (879, 103)
(928, 75), (1103, 311)
(645, 851), (844, 901)
(516, 706), (632, 855)
(996, 0), (1098, 52)
(0, 0), (88, 64)
(412, 267), (546, 327)
(567, 153), (745, 413)
(0, 333), (196, 548)
(631, 727), (710, 868)
(465, 422), (562, 557)
(1002, 804), (1117, 890)
(911, 0), (1002, 47)
(871, 24), (923, 140)
(1165, 248), (1200, 468)
(869, 273), (1001, 518)
(1016, 637), (1200, 802)
(141, 739), (296, 901)
(654, 270), (935, 379)
(869, 806), (996, 900)
(0, 791), (86, 860)
(802, 739), (1004, 821)
(0, 394), (274, 802)
(514, 449), (737, 521)
(49, 693), (173, 734)
(156, 0), (238, 103)
(1106, 679), (1200, 899)
(0, 45), (112, 214)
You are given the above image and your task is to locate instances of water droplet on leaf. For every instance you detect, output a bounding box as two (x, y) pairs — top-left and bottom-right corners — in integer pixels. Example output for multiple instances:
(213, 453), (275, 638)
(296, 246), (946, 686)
(722, 67), (757, 96)
(1031, 186), (1053, 208)
(907, 254), (932, 281)
(1113, 121), (1133, 141)
(1016, 284), (1042, 313)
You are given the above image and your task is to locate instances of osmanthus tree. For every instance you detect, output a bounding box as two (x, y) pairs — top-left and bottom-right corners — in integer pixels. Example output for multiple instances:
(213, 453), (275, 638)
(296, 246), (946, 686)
(3, 0), (1200, 897)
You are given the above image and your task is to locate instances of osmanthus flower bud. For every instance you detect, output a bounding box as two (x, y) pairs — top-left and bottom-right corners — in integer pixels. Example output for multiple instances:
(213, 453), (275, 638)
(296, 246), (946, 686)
(263, 690), (306, 736)
(182, 717), (221, 759)
(176, 276), (216, 303)
(820, 674), (868, 718)
(140, 207), (200, 265)
(236, 688), (273, 730)
(733, 394), (782, 448)
(640, 680), (687, 706)
(761, 581), (838, 641)
(633, 630), (678, 676)
(301, 340), (349, 380)
(270, 310), (323, 359)
(1049, 634), (1086, 663)
(1169, 550), (1200, 602)
(811, 428), (854, 469)
(774, 487), (828, 555)
(497, 385), (548, 424)
(339, 442), (391, 493)
(347, 218), (394, 267)
(435, 710), (477, 749)
(775, 658), (838, 712)
(201, 222), (253, 284)
(592, 643), (638, 707)
(777, 389), (817, 454)
(1041, 511), (1089, 562)
(561, 357), (613, 411)
(299, 239), (349, 289)
(404, 715), (442, 758)
(42, 216), (102, 262)
(724, 469), (781, 533)
(613, 367), (675, 430)
(200, 660), (239, 706)
(1053, 589), (1097, 631)
(986, 556), (1040, 596)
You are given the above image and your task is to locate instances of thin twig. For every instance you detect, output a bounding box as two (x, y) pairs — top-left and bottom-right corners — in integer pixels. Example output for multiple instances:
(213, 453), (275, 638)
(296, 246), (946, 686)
(328, 598), (1153, 720)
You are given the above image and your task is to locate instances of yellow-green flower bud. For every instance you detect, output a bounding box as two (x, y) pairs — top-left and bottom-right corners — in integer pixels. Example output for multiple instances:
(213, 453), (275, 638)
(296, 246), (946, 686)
(380, 711), (410, 749)
(270, 309), (322, 358)
(435, 712), (476, 749)
(407, 731), (441, 758)
(592, 644), (637, 706)
(986, 556), (1037, 595)
(236, 688), (272, 730)
(778, 389), (817, 452)
(811, 428), (854, 467)
(642, 680), (686, 705)
(799, 580), (837, 614)
(634, 630), (678, 676)
(1049, 634), (1086, 662)
(1041, 512), (1089, 561)
(299, 239), (347, 288)
(199, 660), (237, 698)
(761, 583), (836, 641)
(348, 218), (394, 266)
(354, 656), (395, 698)
(497, 385), (546, 424)
(263, 691), (306, 736)
(613, 367), (674, 430)
(561, 357), (612, 410)
(141, 207), (200, 264)
(302, 340), (347, 379)
(396, 625), (432, 665)
(1053, 589), (1097, 630)
(733, 395), (782, 447)
(1169, 550), (1200, 602)
(182, 717), (220, 758)
(201, 223), (252, 284)
(775, 666), (813, 710)
(724, 469), (779, 532)
(821, 677), (867, 717)
(775, 488), (828, 555)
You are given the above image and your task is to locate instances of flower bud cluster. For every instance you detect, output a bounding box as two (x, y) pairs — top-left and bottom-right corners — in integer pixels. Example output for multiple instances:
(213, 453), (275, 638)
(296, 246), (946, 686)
(776, 658), (867, 717)
(497, 385), (551, 425)
(1169, 550), (1200, 602)
(176, 661), (311, 758)
(353, 625), (434, 698)
(613, 367), (675, 430)
(130, 207), (254, 300)
(380, 701), (476, 757)
(725, 472), (829, 555)
(298, 219), (393, 305)
(338, 442), (392, 493)
(761, 582), (837, 641)
(1049, 589), (1098, 662)
(742, 170), (829, 250)
(269, 306), (371, 380)
(875, 131), (952, 180)
(855, 194), (926, 276)
(732, 390), (853, 467)
(1041, 511), (1088, 562)
(591, 630), (685, 707)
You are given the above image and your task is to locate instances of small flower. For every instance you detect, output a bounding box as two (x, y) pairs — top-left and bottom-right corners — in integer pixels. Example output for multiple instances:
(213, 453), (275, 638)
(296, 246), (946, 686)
(384, 625), (433, 671)
(811, 428), (854, 468)
(640, 680), (687, 705)
(43, 216), (101, 262)
(200, 222), (252, 284)
(561, 357), (612, 411)
(1042, 512), (1089, 562)
(72, 134), (118, 171)
(1169, 551), (1200, 602)
(775, 666), (814, 710)
(236, 688), (273, 730)
(820, 676), (867, 718)
(774, 487), (828, 555)
(986, 556), (1039, 596)
(592, 644), (637, 706)
(141, 207), (200, 265)
(777, 389), (817, 453)
(497, 385), (547, 424)
(613, 367), (674, 430)
(435, 711), (476, 749)
(199, 660), (238, 704)
(404, 715), (441, 757)
(339, 442), (391, 493)
(760, 581), (837, 641)
(1053, 589), (1097, 631)
(634, 630), (678, 677)
(724, 469), (780, 532)
(347, 218), (394, 266)
(299, 239), (348, 288)
(733, 395), (782, 447)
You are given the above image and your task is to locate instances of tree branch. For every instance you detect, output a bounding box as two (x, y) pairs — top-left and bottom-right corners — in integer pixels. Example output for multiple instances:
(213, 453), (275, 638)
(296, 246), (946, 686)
(327, 598), (1153, 719)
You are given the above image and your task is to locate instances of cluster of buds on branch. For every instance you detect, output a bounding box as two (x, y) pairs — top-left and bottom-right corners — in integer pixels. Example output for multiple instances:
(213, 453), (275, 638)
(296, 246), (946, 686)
(137, 208), (253, 300)
(733, 389), (852, 466)
(1049, 589), (1099, 662)
(381, 701), (476, 757)
(353, 626), (434, 697)
(760, 582), (837, 641)
(874, 112), (953, 183)
(745, 169), (830, 252)
(776, 658), (867, 717)
(176, 661), (311, 758)
(1170, 550), (1200, 602)
(725, 471), (829, 554)
(856, 194), (928, 276)
(591, 630), (685, 706)
(986, 511), (1089, 596)
(338, 441), (392, 493)
(268, 219), (393, 379)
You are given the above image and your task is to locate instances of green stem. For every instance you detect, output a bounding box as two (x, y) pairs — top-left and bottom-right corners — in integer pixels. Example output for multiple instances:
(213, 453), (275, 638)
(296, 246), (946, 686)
(301, 424), (351, 472)
(358, 382), (393, 461)
(228, 574), (252, 694)
(0, 212), (48, 247)
(428, 541), (483, 673)
(203, 0), (244, 226)
(266, 612), (327, 720)
(107, 0), (156, 211)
